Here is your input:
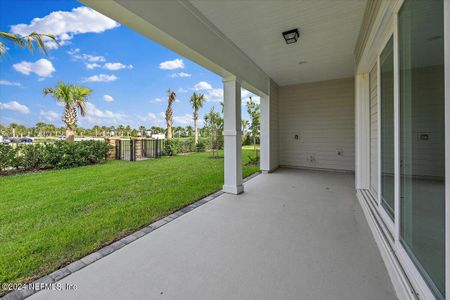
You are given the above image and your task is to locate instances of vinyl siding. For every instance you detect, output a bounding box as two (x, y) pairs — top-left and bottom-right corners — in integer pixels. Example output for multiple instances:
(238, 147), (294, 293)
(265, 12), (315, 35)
(369, 64), (378, 195)
(278, 77), (355, 171)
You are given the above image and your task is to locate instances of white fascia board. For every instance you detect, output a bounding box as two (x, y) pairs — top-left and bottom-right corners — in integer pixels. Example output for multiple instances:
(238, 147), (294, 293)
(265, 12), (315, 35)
(80, 0), (270, 95)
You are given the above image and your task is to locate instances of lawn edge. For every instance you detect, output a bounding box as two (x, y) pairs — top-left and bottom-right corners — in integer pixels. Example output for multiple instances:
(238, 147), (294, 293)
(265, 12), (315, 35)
(1, 171), (261, 300)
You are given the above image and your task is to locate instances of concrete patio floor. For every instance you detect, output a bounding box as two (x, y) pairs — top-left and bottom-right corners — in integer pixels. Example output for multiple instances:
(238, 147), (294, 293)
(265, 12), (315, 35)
(30, 168), (396, 300)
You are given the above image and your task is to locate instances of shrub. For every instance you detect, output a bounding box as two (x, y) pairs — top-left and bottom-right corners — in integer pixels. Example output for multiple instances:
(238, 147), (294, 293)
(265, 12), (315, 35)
(0, 144), (16, 171)
(196, 142), (205, 152)
(163, 137), (224, 155)
(0, 140), (110, 174)
(19, 144), (46, 170)
(164, 139), (180, 156)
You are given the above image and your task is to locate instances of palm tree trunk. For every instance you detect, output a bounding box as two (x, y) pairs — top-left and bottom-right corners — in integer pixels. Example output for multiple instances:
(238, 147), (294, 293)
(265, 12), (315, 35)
(194, 118), (198, 144)
(167, 124), (173, 139)
(66, 128), (75, 142)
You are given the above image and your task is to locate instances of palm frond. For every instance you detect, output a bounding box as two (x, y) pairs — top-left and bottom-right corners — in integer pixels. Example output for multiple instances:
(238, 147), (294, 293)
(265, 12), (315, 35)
(0, 31), (59, 56)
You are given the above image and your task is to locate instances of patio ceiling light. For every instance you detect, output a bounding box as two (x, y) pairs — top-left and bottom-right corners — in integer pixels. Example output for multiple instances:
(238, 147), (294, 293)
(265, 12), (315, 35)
(282, 28), (299, 44)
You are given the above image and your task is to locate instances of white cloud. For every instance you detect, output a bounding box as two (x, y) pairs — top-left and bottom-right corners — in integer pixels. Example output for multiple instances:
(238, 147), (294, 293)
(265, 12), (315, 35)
(80, 102), (127, 126)
(146, 113), (157, 121)
(13, 59), (55, 77)
(0, 101), (30, 114)
(68, 49), (132, 71)
(85, 103), (125, 119)
(11, 7), (119, 49)
(178, 87), (188, 93)
(103, 94), (114, 102)
(170, 72), (191, 78)
(0, 80), (21, 87)
(83, 74), (118, 82)
(173, 114), (193, 126)
(150, 98), (162, 103)
(86, 63), (101, 70)
(40, 110), (59, 121)
(241, 89), (260, 105)
(205, 88), (223, 102)
(103, 62), (133, 70)
(193, 81), (212, 91)
(159, 58), (184, 70)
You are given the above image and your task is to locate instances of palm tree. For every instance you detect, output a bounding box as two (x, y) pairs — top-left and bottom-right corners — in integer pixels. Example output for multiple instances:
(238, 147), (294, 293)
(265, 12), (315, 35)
(186, 125), (193, 137)
(0, 31), (58, 57)
(8, 123), (18, 138)
(43, 82), (91, 142)
(125, 125), (131, 137)
(190, 92), (205, 144)
(138, 125), (146, 137)
(165, 89), (176, 139)
(92, 125), (100, 137)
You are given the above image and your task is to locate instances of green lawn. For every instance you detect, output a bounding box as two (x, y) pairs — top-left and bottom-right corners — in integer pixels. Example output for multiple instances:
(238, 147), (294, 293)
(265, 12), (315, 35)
(0, 149), (260, 289)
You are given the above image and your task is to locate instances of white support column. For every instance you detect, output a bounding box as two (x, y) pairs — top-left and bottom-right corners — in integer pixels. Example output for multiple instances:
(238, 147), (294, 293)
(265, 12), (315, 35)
(260, 79), (279, 173)
(260, 93), (270, 173)
(223, 76), (243, 194)
(355, 73), (371, 190)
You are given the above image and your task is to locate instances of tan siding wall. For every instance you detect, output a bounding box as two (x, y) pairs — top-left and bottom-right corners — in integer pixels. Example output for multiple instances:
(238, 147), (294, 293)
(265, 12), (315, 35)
(369, 64), (378, 195)
(278, 77), (355, 171)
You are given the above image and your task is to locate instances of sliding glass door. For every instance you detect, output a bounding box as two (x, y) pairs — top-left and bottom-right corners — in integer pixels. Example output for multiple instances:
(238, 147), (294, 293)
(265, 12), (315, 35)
(379, 37), (395, 221)
(398, 0), (445, 298)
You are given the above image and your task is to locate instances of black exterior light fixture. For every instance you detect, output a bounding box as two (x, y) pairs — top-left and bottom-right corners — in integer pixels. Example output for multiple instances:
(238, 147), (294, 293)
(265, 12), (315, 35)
(282, 28), (299, 44)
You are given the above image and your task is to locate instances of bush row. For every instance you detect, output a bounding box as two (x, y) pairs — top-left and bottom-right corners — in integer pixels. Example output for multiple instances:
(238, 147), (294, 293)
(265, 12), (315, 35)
(163, 137), (224, 156)
(0, 140), (110, 172)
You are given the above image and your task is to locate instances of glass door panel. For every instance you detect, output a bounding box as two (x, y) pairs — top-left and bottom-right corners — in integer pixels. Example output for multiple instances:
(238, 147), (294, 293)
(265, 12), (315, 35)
(380, 37), (395, 220)
(398, 0), (445, 297)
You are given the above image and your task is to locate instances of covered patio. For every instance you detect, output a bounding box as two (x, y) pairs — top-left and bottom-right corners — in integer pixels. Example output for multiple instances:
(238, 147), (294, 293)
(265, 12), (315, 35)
(10, 0), (447, 299)
(29, 169), (395, 300)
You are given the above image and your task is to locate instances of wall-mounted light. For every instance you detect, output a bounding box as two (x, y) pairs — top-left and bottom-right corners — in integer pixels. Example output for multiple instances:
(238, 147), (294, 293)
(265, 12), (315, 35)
(282, 28), (299, 44)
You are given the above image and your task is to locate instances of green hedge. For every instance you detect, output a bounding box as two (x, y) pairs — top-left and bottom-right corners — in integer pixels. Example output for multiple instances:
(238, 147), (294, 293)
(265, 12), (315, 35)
(0, 140), (110, 172)
(163, 137), (223, 156)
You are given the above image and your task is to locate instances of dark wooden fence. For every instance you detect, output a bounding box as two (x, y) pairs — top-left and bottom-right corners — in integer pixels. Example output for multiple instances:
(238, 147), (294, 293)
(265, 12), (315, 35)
(115, 138), (164, 161)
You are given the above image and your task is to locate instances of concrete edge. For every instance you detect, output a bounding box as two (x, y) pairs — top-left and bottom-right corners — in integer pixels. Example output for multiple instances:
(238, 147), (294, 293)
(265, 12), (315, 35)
(1, 171), (261, 300)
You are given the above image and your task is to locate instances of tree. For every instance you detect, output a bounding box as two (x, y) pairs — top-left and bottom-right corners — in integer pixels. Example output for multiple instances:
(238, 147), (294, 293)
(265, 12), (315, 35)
(8, 123), (18, 138)
(241, 119), (249, 142)
(138, 125), (146, 137)
(246, 97), (260, 159)
(35, 122), (46, 137)
(151, 126), (164, 134)
(186, 126), (193, 137)
(43, 82), (91, 142)
(203, 106), (223, 158)
(190, 92), (205, 144)
(92, 125), (100, 137)
(125, 125), (131, 137)
(165, 89), (176, 139)
(0, 31), (58, 57)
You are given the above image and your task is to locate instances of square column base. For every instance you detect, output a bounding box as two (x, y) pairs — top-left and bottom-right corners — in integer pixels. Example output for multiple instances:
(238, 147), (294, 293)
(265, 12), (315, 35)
(222, 184), (244, 195)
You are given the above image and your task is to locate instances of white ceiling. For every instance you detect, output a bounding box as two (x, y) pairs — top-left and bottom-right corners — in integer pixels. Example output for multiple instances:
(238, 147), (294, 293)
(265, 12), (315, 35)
(189, 0), (367, 86)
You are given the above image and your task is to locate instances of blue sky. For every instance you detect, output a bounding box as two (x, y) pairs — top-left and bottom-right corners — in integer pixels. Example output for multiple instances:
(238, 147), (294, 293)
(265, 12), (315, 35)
(0, 0), (257, 129)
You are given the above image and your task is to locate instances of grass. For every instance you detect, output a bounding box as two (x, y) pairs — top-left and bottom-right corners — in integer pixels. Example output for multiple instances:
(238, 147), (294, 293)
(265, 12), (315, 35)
(0, 149), (260, 290)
